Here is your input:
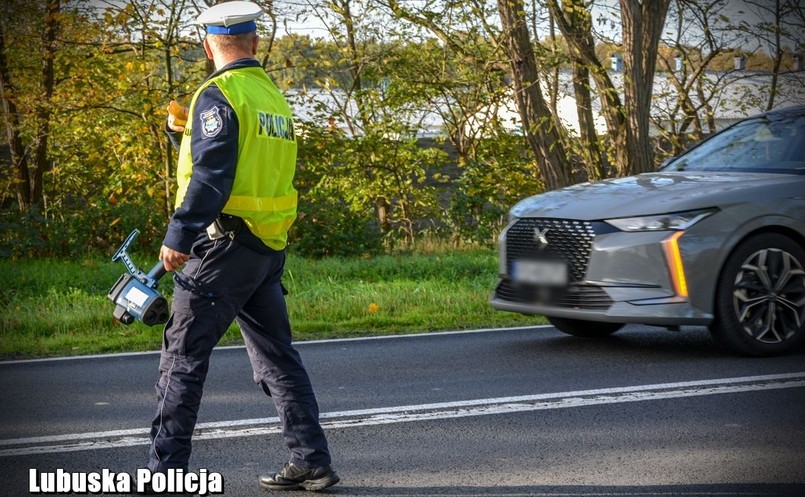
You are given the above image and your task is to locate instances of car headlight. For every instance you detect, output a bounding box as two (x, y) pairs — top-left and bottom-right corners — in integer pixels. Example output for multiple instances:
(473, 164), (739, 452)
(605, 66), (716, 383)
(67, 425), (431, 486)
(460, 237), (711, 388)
(604, 208), (717, 232)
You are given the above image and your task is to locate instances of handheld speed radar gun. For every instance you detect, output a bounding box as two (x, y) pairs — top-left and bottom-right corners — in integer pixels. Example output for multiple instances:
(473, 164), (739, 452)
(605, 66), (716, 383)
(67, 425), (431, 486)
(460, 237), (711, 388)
(107, 229), (169, 326)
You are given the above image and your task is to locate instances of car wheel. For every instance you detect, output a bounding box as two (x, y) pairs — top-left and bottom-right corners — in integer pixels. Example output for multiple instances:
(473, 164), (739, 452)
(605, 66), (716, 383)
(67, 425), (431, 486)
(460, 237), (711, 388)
(547, 316), (624, 337)
(710, 233), (805, 357)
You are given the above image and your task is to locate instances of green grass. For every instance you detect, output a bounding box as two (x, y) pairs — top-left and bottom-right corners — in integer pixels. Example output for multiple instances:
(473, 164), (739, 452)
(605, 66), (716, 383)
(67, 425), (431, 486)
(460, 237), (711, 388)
(0, 249), (542, 359)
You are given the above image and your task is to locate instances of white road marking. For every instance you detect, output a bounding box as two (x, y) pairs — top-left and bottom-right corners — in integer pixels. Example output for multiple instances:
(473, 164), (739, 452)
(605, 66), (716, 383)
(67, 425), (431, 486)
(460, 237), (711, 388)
(2, 372), (803, 457)
(0, 326), (547, 365)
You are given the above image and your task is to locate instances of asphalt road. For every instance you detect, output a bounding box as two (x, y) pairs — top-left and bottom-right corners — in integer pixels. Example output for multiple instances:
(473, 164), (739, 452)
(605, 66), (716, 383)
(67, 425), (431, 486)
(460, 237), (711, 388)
(2, 325), (805, 496)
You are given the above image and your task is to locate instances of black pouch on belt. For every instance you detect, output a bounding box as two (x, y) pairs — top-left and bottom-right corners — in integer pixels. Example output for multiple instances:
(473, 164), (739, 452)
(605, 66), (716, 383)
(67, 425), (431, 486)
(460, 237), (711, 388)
(206, 215), (244, 240)
(218, 214), (244, 232)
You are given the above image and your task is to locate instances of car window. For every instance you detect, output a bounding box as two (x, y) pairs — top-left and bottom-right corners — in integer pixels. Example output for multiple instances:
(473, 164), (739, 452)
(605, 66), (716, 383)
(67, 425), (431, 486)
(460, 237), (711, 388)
(664, 113), (805, 173)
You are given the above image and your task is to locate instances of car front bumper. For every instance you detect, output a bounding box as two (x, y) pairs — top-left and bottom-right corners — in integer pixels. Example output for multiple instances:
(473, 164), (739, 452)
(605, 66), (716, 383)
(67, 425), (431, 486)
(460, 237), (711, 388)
(490, 291), (712, 325)
(491, 219), (715, 326)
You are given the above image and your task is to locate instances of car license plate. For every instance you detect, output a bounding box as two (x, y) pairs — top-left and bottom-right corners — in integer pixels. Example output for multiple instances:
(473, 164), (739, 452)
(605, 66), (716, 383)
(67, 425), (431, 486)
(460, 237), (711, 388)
(512, 260), (568, 286)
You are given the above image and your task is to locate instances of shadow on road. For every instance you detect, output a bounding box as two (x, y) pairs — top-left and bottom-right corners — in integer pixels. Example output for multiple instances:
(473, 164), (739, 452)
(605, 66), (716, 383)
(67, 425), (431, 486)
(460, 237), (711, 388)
(510, 325), (805, 360)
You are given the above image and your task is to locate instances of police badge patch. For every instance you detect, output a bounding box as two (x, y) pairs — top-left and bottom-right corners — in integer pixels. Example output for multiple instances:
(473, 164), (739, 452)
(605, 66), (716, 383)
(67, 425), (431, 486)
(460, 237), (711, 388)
(200, 106), (224, 138)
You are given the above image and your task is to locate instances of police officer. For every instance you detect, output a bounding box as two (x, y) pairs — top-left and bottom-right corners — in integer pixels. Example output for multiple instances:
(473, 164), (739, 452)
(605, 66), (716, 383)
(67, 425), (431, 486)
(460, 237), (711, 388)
(154, 1), (339, 492)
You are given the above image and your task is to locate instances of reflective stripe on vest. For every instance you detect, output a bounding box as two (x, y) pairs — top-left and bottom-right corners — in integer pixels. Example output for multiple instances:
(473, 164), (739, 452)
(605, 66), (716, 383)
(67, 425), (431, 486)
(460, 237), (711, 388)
(225, 191), (298, 213)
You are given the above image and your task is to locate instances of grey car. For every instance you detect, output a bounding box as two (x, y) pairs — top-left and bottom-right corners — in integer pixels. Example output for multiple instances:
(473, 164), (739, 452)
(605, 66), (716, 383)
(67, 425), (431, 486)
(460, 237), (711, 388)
(491, 105), (805, 356)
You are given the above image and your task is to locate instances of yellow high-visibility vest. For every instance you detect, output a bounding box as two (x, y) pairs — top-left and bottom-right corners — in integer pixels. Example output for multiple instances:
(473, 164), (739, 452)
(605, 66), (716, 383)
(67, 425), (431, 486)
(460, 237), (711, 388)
(175, 66), (298, 250)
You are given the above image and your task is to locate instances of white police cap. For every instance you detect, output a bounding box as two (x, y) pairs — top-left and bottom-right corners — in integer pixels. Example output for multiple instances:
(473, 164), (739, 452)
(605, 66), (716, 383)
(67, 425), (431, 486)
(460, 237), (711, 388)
(196, 1), (263, 35)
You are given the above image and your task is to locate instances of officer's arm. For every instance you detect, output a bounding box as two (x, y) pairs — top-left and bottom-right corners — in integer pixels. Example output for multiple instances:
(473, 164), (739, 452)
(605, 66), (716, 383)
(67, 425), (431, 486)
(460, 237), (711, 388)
(162, 85), (239, 254)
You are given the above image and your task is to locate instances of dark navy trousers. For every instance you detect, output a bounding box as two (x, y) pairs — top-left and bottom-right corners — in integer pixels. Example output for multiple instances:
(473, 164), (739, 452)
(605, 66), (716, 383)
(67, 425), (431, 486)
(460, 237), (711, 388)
(148, 235), (331, 472)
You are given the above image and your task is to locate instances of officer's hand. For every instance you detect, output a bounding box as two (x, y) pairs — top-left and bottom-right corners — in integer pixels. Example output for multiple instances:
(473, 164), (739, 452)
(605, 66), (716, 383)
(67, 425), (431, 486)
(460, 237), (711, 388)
(167, 114), (186, 133)
(166, 100), (188, 132)
(160, 245), (190, 272)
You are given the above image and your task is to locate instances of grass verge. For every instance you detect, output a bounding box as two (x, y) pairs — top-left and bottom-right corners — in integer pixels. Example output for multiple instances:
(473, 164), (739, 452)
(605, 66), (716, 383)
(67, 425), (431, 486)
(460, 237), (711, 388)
(1, 249), (542, 359)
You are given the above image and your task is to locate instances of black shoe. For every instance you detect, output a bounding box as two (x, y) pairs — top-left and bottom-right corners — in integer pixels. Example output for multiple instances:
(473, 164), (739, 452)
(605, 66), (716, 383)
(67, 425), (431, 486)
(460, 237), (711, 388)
(259, 463), (340, 492)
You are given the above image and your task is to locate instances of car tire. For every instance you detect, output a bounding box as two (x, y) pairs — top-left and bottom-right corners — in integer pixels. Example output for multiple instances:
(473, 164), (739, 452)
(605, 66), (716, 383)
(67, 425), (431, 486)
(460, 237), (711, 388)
(547, 316), (624, 337)
(709, 233), (805, 357)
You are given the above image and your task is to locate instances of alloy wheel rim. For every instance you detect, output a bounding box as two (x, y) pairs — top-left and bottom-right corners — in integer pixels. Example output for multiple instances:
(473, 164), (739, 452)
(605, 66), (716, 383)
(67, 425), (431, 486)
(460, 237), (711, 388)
(732, 247), (805, 344)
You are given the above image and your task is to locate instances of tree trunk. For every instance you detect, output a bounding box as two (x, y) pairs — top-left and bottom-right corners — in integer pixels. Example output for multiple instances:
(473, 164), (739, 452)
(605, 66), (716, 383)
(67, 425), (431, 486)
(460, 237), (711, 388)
(571, 62), (605, 180)
(657, 55), (702, 152)
(548, 0), (629, 177)
(0, 25), (32, 210)
(30, 0), (60, 207)
(497, 0), (572, 191)
(766, 0), (782, 111)
(334, 0), (368, 129)
(620, 0), (671, 174)
(162, 1), (181, 219)
(697, 77), (716, 134)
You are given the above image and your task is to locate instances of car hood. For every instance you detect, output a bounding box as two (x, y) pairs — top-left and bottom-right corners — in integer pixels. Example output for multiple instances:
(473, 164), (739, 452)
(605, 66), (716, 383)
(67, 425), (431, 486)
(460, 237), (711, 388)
(510, 171), (803, 220)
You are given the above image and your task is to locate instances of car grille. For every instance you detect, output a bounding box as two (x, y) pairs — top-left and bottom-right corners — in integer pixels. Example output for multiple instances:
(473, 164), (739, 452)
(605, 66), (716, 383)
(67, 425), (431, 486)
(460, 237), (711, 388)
(498, 218), (616, 311)
(505, 218), (599, 282)
(495, 280), (614, 310)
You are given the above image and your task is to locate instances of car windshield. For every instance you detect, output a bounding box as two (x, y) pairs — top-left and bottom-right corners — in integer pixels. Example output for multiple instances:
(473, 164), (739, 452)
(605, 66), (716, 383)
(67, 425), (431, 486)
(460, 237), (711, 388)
(662, 113), (805, 173)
